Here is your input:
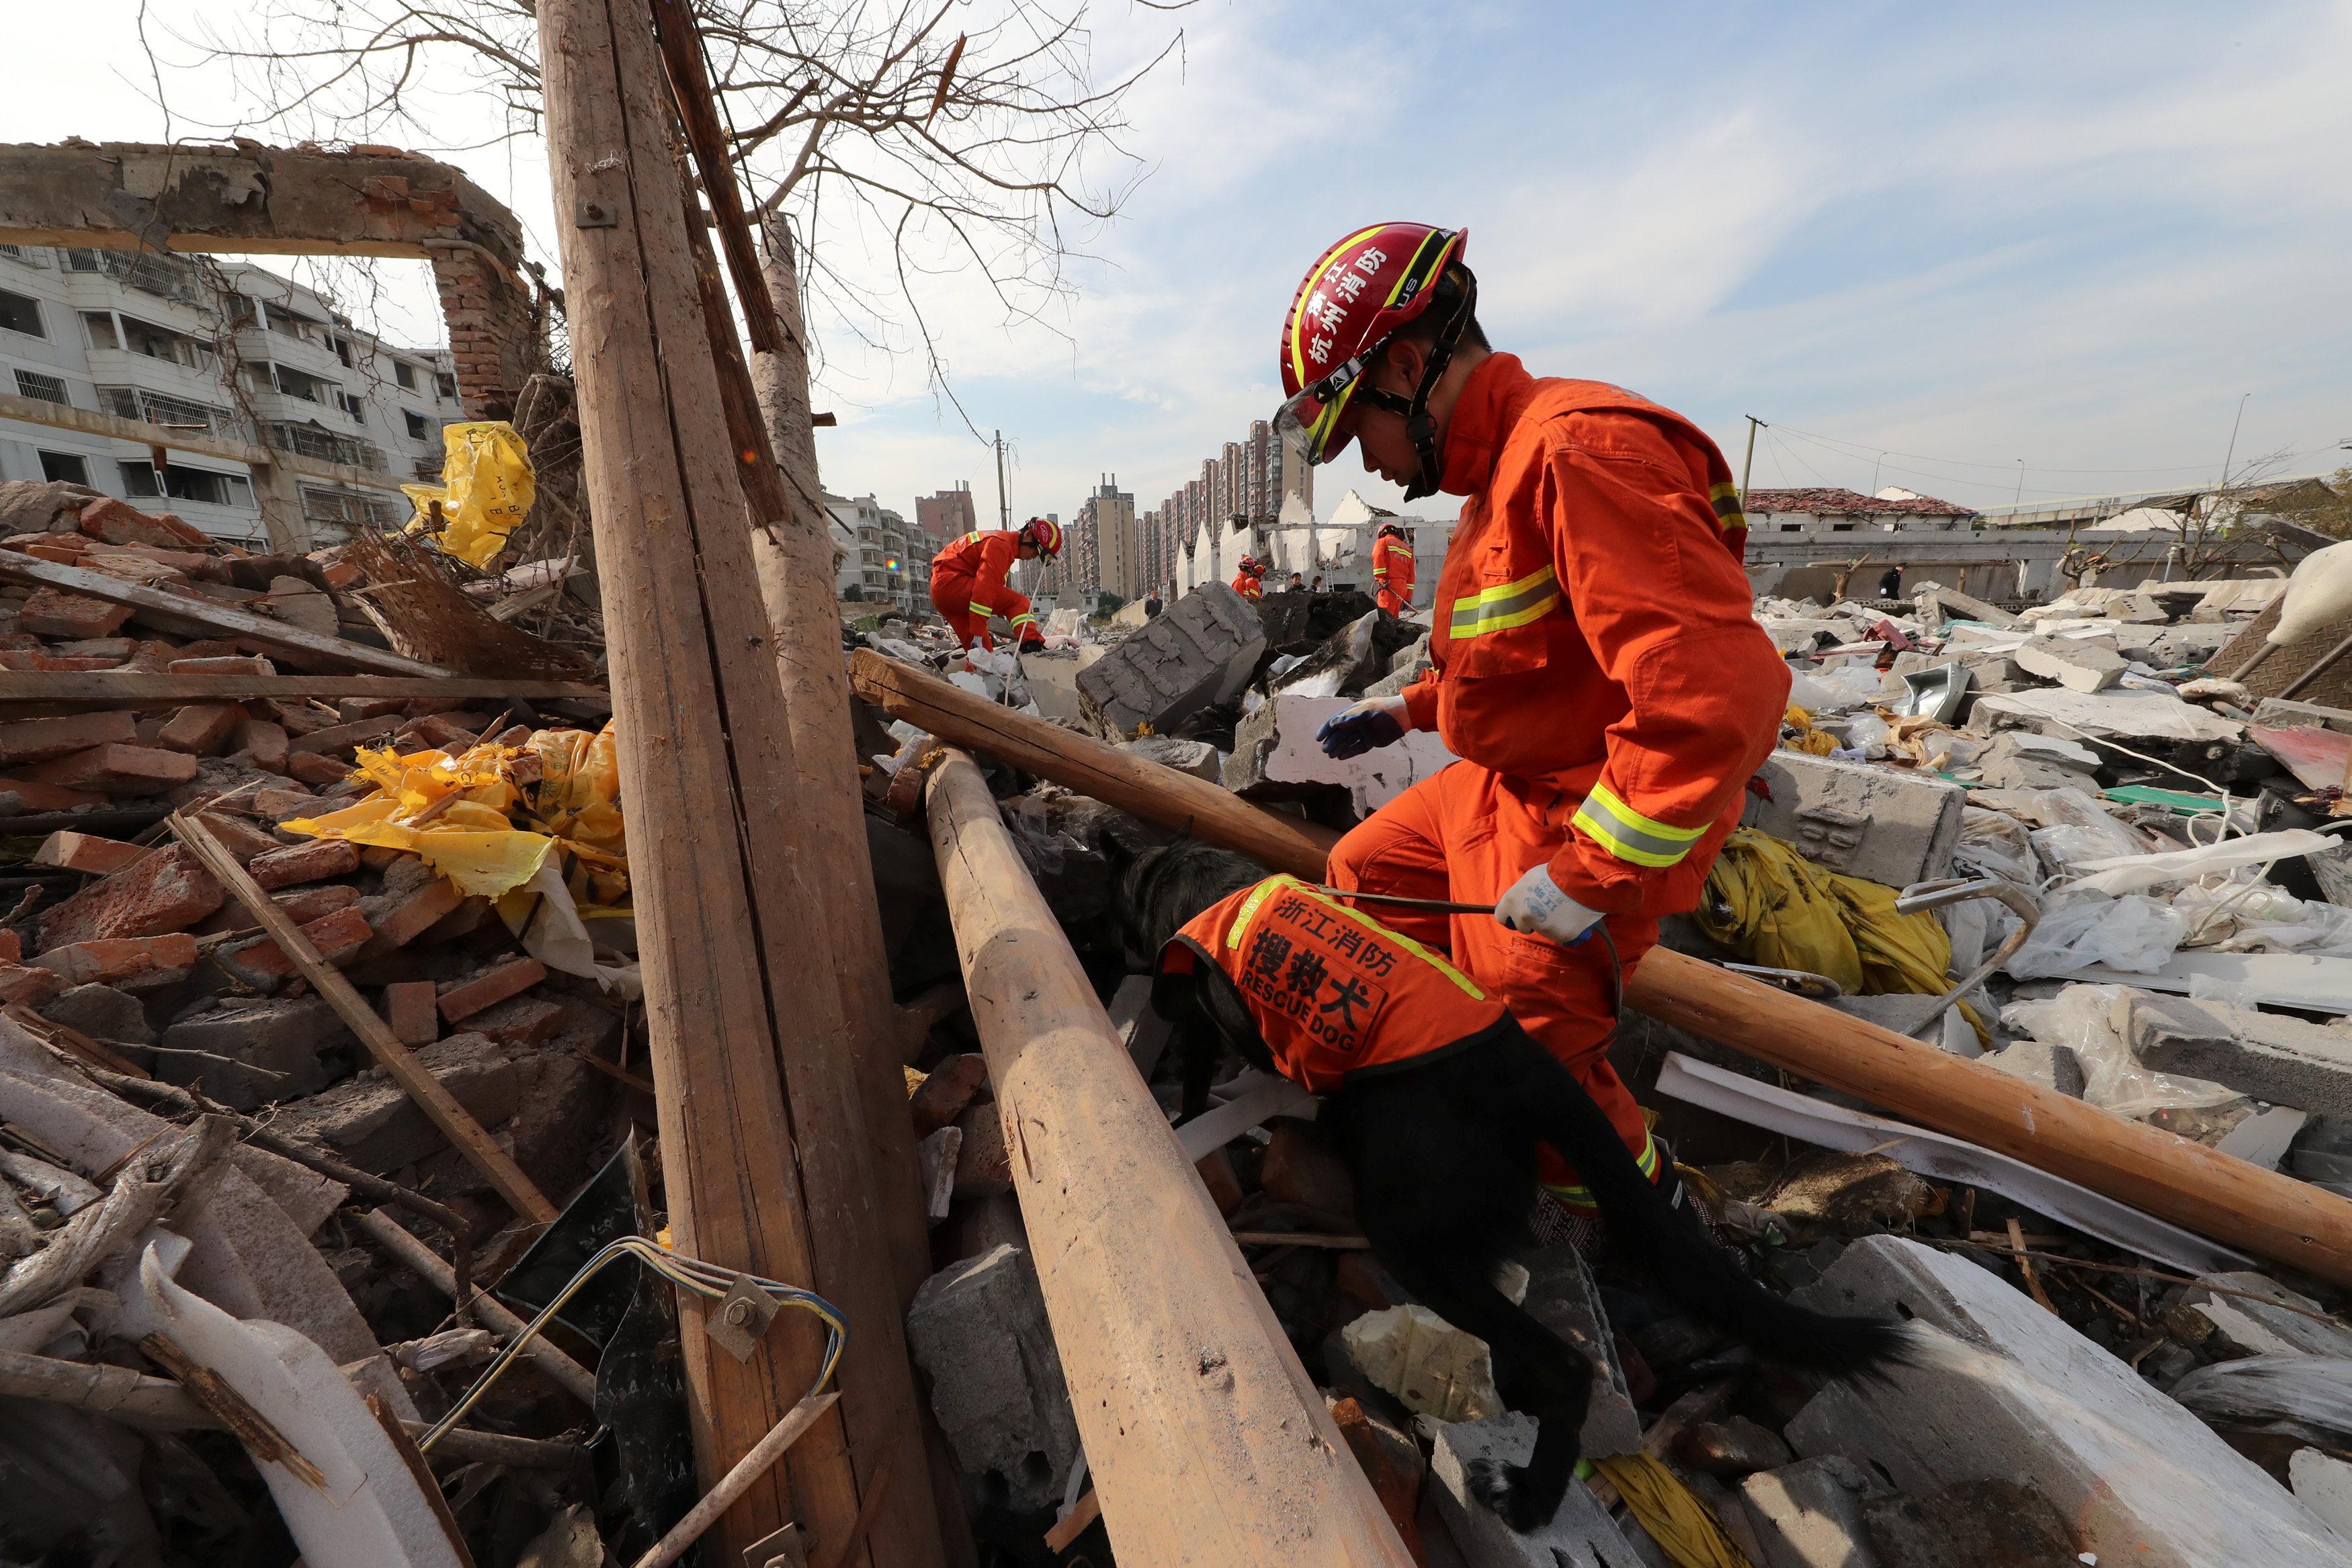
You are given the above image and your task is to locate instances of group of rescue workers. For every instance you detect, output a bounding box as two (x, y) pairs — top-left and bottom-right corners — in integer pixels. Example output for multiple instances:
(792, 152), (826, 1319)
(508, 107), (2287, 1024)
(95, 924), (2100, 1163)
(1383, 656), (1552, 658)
(928, 222), (1787, 1225)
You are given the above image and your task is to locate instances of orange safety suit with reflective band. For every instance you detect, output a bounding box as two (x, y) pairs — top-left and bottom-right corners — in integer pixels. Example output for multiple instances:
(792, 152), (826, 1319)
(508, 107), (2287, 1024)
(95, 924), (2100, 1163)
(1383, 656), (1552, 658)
(1330, 353), (1769, 1207)
(1232, 568), (1265, 600)
(1372, 532), (1415, 616)
(1156, 875), (1509, 1095)
(929, 529), (1036, 651)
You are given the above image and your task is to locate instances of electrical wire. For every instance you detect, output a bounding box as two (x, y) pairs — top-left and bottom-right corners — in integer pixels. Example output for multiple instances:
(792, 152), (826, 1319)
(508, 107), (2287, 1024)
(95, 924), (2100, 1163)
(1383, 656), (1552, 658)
(420, 1235), (847, 1453)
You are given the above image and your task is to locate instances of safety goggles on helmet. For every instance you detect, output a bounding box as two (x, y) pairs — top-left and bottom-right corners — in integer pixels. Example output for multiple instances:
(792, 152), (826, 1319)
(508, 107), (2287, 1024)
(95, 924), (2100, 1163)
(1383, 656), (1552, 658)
(1021, 517), (1063, 558)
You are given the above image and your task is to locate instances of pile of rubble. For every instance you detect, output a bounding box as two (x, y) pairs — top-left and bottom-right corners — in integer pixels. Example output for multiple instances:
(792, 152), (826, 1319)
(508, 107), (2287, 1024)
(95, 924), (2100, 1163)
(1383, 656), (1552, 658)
(869, 571), (2352, 1565)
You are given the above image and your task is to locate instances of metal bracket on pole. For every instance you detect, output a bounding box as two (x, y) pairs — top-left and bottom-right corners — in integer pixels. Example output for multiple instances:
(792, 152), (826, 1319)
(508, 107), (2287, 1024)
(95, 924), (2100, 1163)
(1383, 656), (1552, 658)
(705, 1273), (782, 1363)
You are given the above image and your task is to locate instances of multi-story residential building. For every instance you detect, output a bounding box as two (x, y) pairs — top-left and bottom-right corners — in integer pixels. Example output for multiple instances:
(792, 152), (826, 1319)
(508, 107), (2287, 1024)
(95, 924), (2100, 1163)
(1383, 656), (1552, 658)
(915, 481), (976, 542)
(829, 492), (935, 613)
(1062, 474), (1136, 601)
(0, 245), (460, 552)
(1152, 423), (1316, 593)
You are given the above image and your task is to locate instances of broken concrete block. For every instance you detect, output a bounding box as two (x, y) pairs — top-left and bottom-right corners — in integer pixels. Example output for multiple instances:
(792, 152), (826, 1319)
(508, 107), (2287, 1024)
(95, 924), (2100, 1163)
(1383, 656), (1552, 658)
(0, 966), (66, 1006)
(1019, 644), (1107, 726)
(382, 980), (438, 1045)
(438, 957), (546, 1022)
(31, 832), (145, 875)
(28, 933), (197, 992)
(2116, 990), (2352, 1117)
(0, 711), (136, 767)
(1343, 1303), (1507, 1423)
(38, 845), (224, 950)
(2292, 1449), (2352, 1541)
(1917, 584), (2018, 628)
(1742, 751), (1966, 888)
(1859, 1478), (2080, 1568)
(1118, 734), (1222, 782)
(233, 717), (289, 774)
(1364, 634), (1432, 699)
(2214, 1105), (2310, 1170)
(2253, 696), (2352, 735)
(1519, 1241), (1644, 1460)
(157, 996), (355, 1110)
(1075, 580), (1265, 738)
(40, 984), (154, 1048)
(2173, 1271), (2352, 1359)
(2015, 636), (2126, 693)
(1426, 1413), (1644, 1568)
(155, 703), (244, 756)
(904, 1244), (1083, 1514)
(274, 1031), (521, 1171)
(1977, 731), (2101, 791)
(1978, 1037), (2087, 1098)
(248, 837), (360, 889)
(1786, 1235), (2345, 1565)
(1225, 692), (1460, 817)
(1740, 1455), (1894, 1568)
(22, 743), (198, 797)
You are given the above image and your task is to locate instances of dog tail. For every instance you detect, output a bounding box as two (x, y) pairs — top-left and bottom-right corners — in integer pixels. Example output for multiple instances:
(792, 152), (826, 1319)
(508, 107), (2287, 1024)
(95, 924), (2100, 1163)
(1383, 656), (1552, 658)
(1525, 1048), (1911, 1376)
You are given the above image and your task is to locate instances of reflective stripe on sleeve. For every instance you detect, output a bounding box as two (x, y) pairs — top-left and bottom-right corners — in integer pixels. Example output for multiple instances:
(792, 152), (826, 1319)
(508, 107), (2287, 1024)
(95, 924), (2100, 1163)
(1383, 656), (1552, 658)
(1572, 783), (1708, 869)
(1708, 481), (1747, 533)
(1542, 1133), (1664, 1211)
(1010, 612), (1038, 627)
(1447, 564), (1560, 638)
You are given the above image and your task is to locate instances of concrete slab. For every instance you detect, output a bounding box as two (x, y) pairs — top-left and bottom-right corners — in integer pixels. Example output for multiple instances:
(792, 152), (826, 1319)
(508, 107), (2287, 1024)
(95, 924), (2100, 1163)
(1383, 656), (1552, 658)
(1786, 1235), (2349, 1567)
(1518, 1242), (1642, 1459)
(1741, 752), (1966, 889)
(1739, 1455), (1890, 1568)
(904, 1244), (1081, 1514)
(1425, 1413), (1644, 1567)
(1076, 581), (1263, 739)
(2115, 989), (2352, 1114)
(1226, 693), (1459, 817)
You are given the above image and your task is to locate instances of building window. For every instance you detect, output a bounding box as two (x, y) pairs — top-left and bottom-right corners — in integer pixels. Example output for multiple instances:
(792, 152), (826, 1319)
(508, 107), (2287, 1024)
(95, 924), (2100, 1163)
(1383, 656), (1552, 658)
(404, 410), (430, 441)
(0, 289), (43, 339)
(122, 461), (252, 509)
(37, 451), (89, 486)
(1779, 523), (1803, 532)
(329, 335), (353, 367)
(1831, 523), (1855, 532)
(435, 372), (456, 400)
(81, 311), (120, 351)
(96, 386), (237, 439)
(339, 392), (367, 419)
(0, 245), (24, 262)
(13, 369), (69, 406)
(298, 484), (402, 529)
(394, 361), (417, 390)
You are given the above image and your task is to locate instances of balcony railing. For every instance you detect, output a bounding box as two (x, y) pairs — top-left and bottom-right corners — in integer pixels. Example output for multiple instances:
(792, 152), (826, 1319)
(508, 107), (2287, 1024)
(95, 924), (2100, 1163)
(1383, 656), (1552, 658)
(60, 249), (206, 308)
(96, 386), (244, 440)
(267, 422), (387, 472)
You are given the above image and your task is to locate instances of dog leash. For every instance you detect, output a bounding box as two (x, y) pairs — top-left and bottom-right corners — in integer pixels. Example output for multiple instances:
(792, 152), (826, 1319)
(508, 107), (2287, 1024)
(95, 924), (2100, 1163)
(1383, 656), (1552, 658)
(1308, 885), (1496, 914)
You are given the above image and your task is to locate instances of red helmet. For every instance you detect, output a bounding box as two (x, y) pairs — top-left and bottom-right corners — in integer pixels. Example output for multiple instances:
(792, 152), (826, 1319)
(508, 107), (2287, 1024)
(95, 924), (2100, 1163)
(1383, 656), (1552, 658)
(1238, 556), (1264, 576)
(1274, 223), (1476, 500)
(1019, 517), (1063, 558)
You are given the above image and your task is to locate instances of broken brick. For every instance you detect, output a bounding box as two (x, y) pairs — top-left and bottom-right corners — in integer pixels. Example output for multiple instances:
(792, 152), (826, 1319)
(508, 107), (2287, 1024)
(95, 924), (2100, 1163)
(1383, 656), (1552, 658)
(251, 788), (320, 823)
(32, 832), (146, 876)
(911, 1053), (990, 1138)
(0, 710), (136, 767)
(117, 640), (181, 673)
(216, 906), (374, 985)
(267, 883), (362, 926)
(167, 656), (270, 675)
(16, 588), (132, 640)
(371, 875), (464, 949)
(0, 777), (108, 810)
(952, 1102), (1013, 1199)
(465, 996), (567, 1048)
(22, 744), (199, 797)
(288, 717), (405, 758)
(28, 933), (198, 992)
(1195, 1145), (1244, 1215)
(233, 717), (289, 773)
(1261, 1121), (1355, 1216)
(195, 811), (285, 864)
(38, 844), (226, 949)
(384, 980), (439, 1045)
(249, 838), (360, 889)
(438, 957), (546, 1022)
(79, 496), (208, 548)
(0, 966), (66, 1007)
(286, 751), (354, 787)
(47, 638), (136, 661)
(338, 697), (411, 722)
(407, 713), (480, 752)
(156, 703), (245, 756)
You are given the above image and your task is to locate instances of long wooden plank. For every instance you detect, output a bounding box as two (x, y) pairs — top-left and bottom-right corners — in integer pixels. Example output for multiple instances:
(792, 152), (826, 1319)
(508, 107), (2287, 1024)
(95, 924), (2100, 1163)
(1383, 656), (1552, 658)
(923, 750), (1413, 1567)
(167, 811), (558, 1223)
(849, 649), (1343, 869)
(535, 0), (938, 1559)
(0, 554), (448, 677)
(0, 674), (605, 706)
(948, 710), (2352, 1286)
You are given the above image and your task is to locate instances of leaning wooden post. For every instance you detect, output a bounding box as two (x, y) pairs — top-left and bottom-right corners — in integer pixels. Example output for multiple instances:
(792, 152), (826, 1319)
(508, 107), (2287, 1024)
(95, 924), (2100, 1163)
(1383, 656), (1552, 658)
(534, 2), (944, 1561)
(923, 749), (1413, 1566)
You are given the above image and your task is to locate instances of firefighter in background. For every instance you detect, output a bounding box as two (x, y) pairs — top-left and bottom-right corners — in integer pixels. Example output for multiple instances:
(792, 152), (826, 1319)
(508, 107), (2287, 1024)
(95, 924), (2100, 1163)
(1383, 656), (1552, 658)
(1372, 521), (1416, 615)
(1275, 222), (1787, 1229)
(1231, 555), (1267, 599)
(929, 517), (1061, 658)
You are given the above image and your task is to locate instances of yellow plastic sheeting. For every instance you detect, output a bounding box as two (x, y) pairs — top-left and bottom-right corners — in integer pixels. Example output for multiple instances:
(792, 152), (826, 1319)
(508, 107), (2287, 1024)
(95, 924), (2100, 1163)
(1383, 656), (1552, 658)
(282, 723), (625, 904)
(1591, 1452), (1750, 1568)
(1780, 705), (1839, 756)
(401, 421), (537, 568)
(1694, 828), (1988, 1048)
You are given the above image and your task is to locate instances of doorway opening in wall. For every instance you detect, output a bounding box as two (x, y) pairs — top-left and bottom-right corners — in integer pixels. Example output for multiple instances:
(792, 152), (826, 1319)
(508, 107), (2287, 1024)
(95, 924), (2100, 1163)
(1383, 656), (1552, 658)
(36, 451), (89, 485)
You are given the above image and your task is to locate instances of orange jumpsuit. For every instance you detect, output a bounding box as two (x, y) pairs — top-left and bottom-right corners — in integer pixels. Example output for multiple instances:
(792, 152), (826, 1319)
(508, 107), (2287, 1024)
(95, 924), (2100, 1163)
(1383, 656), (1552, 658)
(1327, 353), (1788, 1207)
(1232, 568), (1265, 599)
(929, 530), (1036, 651)
(1372, 531), (1415, 615)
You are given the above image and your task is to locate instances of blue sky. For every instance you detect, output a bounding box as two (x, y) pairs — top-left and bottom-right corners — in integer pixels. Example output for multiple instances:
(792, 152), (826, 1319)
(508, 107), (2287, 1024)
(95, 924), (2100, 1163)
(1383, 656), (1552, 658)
(11, 2), (2347, 523)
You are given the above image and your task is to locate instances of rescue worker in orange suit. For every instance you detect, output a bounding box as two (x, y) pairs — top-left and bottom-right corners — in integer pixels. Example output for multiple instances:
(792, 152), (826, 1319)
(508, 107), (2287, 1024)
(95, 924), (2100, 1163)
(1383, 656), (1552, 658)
(1372, 521), (1416, 615)
(1274, 223), (1788, 1228)
(1231, 556), (1267, 599)
(929, 517), (1061, 659)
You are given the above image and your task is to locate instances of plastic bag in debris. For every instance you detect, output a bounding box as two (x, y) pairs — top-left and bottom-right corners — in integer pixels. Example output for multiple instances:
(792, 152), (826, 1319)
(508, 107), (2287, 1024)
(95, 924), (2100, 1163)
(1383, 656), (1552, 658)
(2002, 887), (2187, 979)
(401, 421), (536, 569)
(2169, 1356), (2352, 1447)
(496, 855), (639, 997)
(872, 726), (933, 777)
(1002, 796), (1072, 877)
(2173, 877), (2352, 956)
(1954, 807), (2039, 885)
(1795, 664), (1887, 711)
(2000, 984), (2239, 1117)
(1780, 705), (1839, 756)
(2068, 828), (2340, 897)
(1844, 711), (1891, 758)
(1697, 828), (1988, 1046)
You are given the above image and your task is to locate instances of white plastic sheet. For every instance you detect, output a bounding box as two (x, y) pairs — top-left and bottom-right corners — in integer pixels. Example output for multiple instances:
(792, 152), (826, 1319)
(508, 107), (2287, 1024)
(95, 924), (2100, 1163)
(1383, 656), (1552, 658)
(2070, 829), (2341, 896)
(2003, 891), (2189, 979)
(2000, 984), (2240, 1118)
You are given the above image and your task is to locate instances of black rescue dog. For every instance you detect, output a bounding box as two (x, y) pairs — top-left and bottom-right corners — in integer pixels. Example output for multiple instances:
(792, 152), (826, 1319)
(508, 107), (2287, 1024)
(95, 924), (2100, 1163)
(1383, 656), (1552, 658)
(1116, 840), (1907, 1533)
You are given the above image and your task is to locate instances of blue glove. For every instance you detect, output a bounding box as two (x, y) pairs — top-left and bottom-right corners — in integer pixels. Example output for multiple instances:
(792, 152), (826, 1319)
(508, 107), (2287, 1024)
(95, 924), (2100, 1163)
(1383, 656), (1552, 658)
(1316, 695), (1410, 759)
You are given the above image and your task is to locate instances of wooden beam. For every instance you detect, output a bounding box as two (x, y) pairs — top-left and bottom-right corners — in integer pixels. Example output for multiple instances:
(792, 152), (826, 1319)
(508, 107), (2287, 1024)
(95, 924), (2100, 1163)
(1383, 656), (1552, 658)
(649, 0), (783, 353)
(167, 812), (557, 1223)
(923, 750), (1413, 1567)
(0, 674), (603, 708)
(0, 556), (448, 677)
(534, 0), (941, 1559)
(851, 650), (1342, 871)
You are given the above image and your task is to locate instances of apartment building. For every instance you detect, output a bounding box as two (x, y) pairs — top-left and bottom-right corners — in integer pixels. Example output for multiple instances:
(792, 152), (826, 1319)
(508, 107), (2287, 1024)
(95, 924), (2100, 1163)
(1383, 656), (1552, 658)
(1061, 474), (1137, 602)
(828, 492), (935, 613)
(1150, 419), (1314, 593)
(0, 245), (460, 550)
(915, 481), (977, 542)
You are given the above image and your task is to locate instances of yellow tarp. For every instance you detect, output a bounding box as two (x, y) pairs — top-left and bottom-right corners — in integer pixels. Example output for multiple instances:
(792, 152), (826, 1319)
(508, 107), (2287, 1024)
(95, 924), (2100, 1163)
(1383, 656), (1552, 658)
(1693, 827), (1989, 1048)
(1780, 705), (1839, 756)
(402, 421), (537, 568)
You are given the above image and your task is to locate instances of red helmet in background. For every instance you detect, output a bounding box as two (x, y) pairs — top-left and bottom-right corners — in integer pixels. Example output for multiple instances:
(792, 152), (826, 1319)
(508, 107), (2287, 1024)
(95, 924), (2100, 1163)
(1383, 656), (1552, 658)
(1019, 517), (1064, 557)
(1238, 556), (1265, 576)
(1274, 223), (1476, 500)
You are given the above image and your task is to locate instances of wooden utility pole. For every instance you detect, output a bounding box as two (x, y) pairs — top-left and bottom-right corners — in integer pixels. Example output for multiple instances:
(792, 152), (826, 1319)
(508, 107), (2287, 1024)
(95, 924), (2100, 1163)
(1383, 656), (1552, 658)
(1740, 414), (1760, 509)
(535, 1), (943, 1562)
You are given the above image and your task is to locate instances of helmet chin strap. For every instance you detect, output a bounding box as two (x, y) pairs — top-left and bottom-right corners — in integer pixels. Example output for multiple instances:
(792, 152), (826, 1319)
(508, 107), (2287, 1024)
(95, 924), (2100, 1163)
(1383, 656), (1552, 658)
(1359, 271), (1479, 503)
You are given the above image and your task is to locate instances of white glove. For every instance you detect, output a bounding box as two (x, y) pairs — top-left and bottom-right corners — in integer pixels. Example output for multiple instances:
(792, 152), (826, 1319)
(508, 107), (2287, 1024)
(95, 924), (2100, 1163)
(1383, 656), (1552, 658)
(1493, 863), (1603, 947)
